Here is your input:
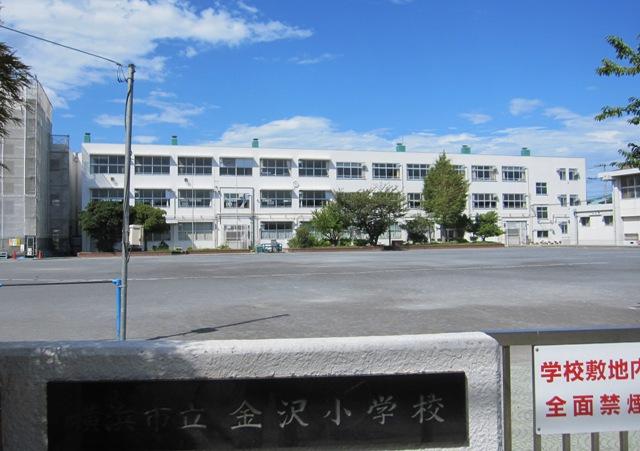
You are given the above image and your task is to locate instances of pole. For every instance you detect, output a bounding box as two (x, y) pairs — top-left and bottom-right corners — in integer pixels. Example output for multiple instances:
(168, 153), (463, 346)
(120, 63), (135, 341)
(112, 278), (122, 339)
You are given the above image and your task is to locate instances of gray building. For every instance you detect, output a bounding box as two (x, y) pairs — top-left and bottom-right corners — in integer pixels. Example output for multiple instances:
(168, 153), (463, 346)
(0, 78), (73, 256)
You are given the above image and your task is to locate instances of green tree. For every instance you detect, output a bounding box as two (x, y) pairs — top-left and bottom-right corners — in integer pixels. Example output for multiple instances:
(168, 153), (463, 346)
(335, 187), (407, 245)
(310, 201), (346, 246)
(595, 35), (640, 168)
(422, 153), (469, 240)
(131, 203), (170, 250)
(401, 215), (434, 243)
(79, 201), (123, 252)
(474, 211), (504, 241)
(287, 224), (320, 248)
(0, 42), (32, 171)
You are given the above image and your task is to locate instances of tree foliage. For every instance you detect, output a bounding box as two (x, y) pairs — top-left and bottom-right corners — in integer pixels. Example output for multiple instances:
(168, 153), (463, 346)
(595, 35), (640, 168)
(422, 153), (469, 237)
(472, 211), (504, 241)
(335, 187), (407, 245)
(79, 201), (123, 252)
(0, 42), (31, 138)
(79, 201), (169, 251)
(310, 201), (346, 246)
(401, 215), (434, 243)
(131, 203), (170, 250)
(287, 224), (320, 248)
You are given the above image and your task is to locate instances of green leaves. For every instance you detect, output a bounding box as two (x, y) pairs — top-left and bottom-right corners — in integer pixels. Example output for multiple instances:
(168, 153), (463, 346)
(335, 187), (407, 245)
(422, 153), (469, 231)
(595, 35), (640, 169)
(0, 42), (31, 137)
(310, 201), (346, 246)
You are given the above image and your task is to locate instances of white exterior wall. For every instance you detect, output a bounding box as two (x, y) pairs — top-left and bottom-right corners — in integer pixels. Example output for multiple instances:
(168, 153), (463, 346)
(570, 204), (615, 246)
(81, 143), (586, 250)
(598, 168), (640, 246)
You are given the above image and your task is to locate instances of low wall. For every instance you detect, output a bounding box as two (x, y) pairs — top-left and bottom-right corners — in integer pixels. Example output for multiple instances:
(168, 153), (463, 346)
(0, 333), (502, 450)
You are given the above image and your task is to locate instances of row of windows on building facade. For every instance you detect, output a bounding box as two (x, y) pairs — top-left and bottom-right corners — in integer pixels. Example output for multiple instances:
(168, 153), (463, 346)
(90, 188), (582, 211)
(89, 155), (581, 182)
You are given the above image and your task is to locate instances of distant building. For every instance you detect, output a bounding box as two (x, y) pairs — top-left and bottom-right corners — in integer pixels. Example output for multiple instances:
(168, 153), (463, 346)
(571, 168), (640, 246)
(0, 78), (73, 256)
(81, 139), (587, 250)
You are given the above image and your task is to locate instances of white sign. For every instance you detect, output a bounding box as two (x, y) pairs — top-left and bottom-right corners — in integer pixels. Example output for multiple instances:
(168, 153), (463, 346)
(534, 342), (640, 434)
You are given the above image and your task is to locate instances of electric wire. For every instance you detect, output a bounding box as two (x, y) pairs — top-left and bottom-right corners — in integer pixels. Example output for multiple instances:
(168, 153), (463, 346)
(0, 24), (123, 67)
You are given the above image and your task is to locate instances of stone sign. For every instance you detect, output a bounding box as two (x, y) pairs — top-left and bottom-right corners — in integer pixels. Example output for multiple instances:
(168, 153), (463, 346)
(48, 373), (468, 450)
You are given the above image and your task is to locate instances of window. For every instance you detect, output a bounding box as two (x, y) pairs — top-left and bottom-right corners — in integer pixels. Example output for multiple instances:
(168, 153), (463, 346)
(568, 168), (580, 180)
(261, 159), (290, 176)
(603, 216), (613, 226)
(299, 190), (331, 208)
(90, 188), (124, 202)
(372, 163), (400, 180)
(620, 174), (640, 199)
(90, 155), (125, 174)
(502, 193), (526, 209)
(223, 193), (250, 208)
(298, 159), (328, 177)
(178, 157), (212, 175)
(260, 222), (293, 240)
(134, 156), (170, 174)
(502, 166), (526, 182)
(178, 190), (212, 208)
(178, 222), (213, 241)
(407, 193), (422, 209)
(559, 222), (568, 235)
(580, 217), (590, 227)
(472, 165), (496, 181)
(453, 165), (466, 176)
(135, 189), (170, 207)
(407, 164), (429, 180)
(472, 193), (498, 209)
(148, 230), (171, 242)
(558, 194), (567, 207)
(558, 168), (567, 180)
(536, 182), (548, 195)
(220, 158), (253, 176)
(536, 206), (548, 220)
(569, 195), (580, 206)
(385, 223), (402, 239)
(337, 162), (364, 179)
(260, 190), (292, 208)
(536, 230), (549, 238)
(50, 193), (61, 207)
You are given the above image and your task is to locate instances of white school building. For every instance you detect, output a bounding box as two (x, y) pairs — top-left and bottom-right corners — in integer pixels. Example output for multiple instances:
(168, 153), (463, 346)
(80, 140), (587, 250)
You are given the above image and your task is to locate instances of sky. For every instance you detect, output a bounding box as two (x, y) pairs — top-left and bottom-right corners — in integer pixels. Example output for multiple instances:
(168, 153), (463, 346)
(0, 0), (638, 197)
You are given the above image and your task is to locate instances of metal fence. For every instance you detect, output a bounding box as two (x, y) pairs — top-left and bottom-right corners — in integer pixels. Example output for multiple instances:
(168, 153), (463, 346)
(486, 326), (640, 451)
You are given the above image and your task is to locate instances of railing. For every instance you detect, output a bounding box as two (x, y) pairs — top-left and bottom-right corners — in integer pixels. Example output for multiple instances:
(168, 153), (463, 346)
(486, 326), (640, 451)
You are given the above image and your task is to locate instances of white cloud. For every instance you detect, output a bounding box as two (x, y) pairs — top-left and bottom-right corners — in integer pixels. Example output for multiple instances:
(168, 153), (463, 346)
(95, 90), (207, 128)
(182, 46), (198, 58)
(206, 110), (636, 166)
(289, 53), (339, 65)
(460, 112), (492, 124)
(509, 98), (543, 116)
(133, 135), (158, 144)
(237, 1), (258, 15)
(1, 0), (312, 107)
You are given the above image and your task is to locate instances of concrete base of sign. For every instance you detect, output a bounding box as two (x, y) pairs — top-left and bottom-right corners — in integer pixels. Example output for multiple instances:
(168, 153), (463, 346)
(0, 333), (502, 450)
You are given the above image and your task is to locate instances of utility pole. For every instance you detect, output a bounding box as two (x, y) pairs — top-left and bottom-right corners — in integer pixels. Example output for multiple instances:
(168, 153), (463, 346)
(120, 63), (135, 341)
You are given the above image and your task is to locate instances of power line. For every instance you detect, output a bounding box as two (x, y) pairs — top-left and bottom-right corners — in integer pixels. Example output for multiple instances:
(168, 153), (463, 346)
(0, 24), (123, 67)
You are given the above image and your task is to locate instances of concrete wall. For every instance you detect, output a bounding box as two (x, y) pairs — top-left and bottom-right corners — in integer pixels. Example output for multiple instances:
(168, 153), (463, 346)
(0, 333), (502, 450)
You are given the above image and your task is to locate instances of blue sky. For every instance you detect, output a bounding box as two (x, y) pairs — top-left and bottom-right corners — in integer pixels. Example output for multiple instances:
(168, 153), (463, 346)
(1, 0), (638, 196)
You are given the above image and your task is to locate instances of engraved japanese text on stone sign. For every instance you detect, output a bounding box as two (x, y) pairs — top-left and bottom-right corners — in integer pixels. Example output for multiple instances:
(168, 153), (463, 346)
(47, 373), (467, 450)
